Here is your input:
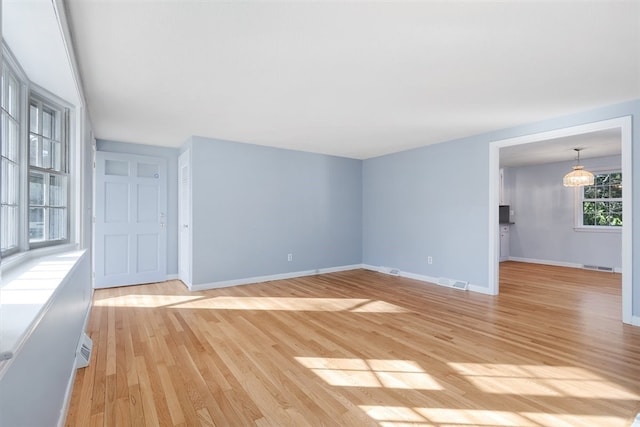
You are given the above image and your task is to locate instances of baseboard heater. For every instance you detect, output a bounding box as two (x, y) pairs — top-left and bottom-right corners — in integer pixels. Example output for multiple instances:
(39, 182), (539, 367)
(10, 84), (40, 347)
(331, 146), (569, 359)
(583, 265), (614, 272)
(75, 333), (93, 369)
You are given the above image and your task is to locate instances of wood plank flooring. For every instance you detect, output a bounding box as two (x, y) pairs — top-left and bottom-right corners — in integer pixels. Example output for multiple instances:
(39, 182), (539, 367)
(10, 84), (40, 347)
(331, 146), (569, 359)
(65, 262), (640, 426)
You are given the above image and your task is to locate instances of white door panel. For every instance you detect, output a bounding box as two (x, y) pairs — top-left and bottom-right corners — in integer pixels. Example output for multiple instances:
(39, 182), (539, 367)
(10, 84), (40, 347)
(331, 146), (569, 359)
(95, 152), (167, 288)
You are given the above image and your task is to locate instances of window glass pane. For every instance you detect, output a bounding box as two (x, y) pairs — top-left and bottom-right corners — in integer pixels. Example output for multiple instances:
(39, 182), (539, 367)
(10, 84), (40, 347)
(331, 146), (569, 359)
(610, 184), (622, 198)
(1, 159), (9, 204)
(8, 73), (19, 117)
(1, 205), (18, 251)
(105, 159), (129, 176)
(610, 201), (622, 226)
(2, 71), (19, 118)
(595, 174), (608, 186)
(7, 115), (19, 162)
(43, 109), (55, 139)
(42, 138), (52, 169)
(583, 186), (594, 199)
(583, 201), (595, 226)
(610, 173), (622, 185)
(1, 113), (19, 161)
(48, 208), (66, 240)
(51, 140), (62, 171)
(30, 134), (41, 167)
(30, 172), (45, 205)
(29, 207), (45, 241)
(1, 113), (7, 156)
(49, 175), (67, 206)
(137, 162), (158, 178)
(30, 103), (39, 134)
(594, 202), (607, 225)
(1, 70), (6, 110)
(2, 159), (19, 205)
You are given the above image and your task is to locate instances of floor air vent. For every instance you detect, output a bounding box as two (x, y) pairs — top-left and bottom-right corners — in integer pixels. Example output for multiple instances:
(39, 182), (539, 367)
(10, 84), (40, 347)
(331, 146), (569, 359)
(438, 277), (468, 290)
(451, 281), (469, 290)
(76, 333), (93, 369)
(583, 265), (614, 272)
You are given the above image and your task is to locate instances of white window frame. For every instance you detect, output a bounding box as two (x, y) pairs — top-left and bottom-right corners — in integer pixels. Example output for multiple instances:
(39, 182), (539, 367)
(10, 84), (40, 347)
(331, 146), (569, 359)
(574, 168), (622, 233)
(28, 92), (70, 248)
(1, 47), (28, 257)
(0, 42), (73, 260)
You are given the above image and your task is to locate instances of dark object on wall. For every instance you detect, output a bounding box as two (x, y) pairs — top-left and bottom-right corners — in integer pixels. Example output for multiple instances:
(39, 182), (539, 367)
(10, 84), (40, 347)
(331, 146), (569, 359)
(499, 205), (511, 224)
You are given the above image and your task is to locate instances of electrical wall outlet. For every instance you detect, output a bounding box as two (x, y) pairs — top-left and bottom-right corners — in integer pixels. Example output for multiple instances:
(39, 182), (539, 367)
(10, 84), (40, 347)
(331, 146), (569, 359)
(287, 253), (293, 262)
(427, 256), (433, 264)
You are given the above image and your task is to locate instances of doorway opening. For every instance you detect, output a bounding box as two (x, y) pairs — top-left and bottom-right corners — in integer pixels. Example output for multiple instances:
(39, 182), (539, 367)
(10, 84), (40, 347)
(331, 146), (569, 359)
(488, 117), (633, 324)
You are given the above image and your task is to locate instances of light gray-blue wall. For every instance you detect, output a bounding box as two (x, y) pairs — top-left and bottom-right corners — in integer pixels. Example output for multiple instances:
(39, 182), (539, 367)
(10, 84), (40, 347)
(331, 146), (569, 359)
(97, 140), (180, 276)
(363, 137), (489, 286)
(504, 155), (622, 269)
(362, 99), (640, 315)
(187, 136), (362, 285)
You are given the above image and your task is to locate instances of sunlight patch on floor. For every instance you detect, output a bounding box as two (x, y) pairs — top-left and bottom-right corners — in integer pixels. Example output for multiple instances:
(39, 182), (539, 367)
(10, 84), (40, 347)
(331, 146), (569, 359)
(360, 405), (628, 427)
(93, 294), (203, 308)
(448, 363), (639, 399)
(172, 297), (409, 312)
(361, 405), (544, 426)
(296, 357), (442, 389)
(92, 295), (409, 312)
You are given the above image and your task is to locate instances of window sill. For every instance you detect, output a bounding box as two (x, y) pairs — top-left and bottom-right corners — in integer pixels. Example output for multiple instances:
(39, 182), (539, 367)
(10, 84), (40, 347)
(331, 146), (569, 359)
(573, 226), (622, 233)
(1, 243), (78, 273)
(0, 249), (86, 365)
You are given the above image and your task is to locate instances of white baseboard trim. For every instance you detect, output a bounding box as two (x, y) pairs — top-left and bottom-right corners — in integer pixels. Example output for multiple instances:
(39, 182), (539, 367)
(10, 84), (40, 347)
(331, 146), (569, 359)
(165, 274), (179, 281)
(507, 257), (621, 273)
(361, 264), (492, 295)
(190, 264), (363, 291)
(508, 257), (583, 269)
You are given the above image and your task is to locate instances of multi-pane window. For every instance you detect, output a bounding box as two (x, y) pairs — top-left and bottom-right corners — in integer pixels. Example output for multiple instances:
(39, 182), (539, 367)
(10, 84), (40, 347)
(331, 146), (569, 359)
(29, 98), (68, 245)
(0, 44), (70, 257)
(581, 171), (622, 227)
(1, 65), (21, 255)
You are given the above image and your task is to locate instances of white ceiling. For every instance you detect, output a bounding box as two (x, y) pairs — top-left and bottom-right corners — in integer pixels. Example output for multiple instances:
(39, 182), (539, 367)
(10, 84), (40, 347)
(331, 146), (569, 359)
(55, 1), (640, 158)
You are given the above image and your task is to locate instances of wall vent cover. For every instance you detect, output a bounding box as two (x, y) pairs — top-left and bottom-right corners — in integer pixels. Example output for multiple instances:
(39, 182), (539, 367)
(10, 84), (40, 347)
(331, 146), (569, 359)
(438, 277), (468, 290)
(452, 281), (469, 290)
(583, 265), (614, 272)
(76, 333), (93, 369)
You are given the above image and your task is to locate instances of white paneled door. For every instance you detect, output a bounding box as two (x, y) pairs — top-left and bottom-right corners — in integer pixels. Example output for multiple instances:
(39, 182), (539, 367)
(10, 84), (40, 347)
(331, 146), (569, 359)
(95, 152), (167, 288)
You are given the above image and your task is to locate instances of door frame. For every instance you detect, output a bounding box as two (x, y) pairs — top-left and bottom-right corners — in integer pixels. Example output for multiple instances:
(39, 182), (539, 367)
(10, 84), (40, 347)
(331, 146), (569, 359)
(178, 149), (192, 288)
(93, 151), (168, 288)
(488, 116), (633, 324)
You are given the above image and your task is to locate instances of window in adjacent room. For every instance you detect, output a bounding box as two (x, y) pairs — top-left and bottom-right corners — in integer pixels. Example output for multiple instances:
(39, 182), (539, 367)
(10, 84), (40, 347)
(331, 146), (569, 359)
(579, 171), (622, 229)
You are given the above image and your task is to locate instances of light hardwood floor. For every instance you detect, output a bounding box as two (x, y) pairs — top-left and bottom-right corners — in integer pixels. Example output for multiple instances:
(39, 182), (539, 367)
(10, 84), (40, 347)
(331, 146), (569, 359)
(65, 262), (640, 426)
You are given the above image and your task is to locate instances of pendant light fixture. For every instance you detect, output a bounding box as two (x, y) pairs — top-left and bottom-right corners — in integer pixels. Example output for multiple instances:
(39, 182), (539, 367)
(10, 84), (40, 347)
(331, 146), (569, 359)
(563, 148), (594, 187)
